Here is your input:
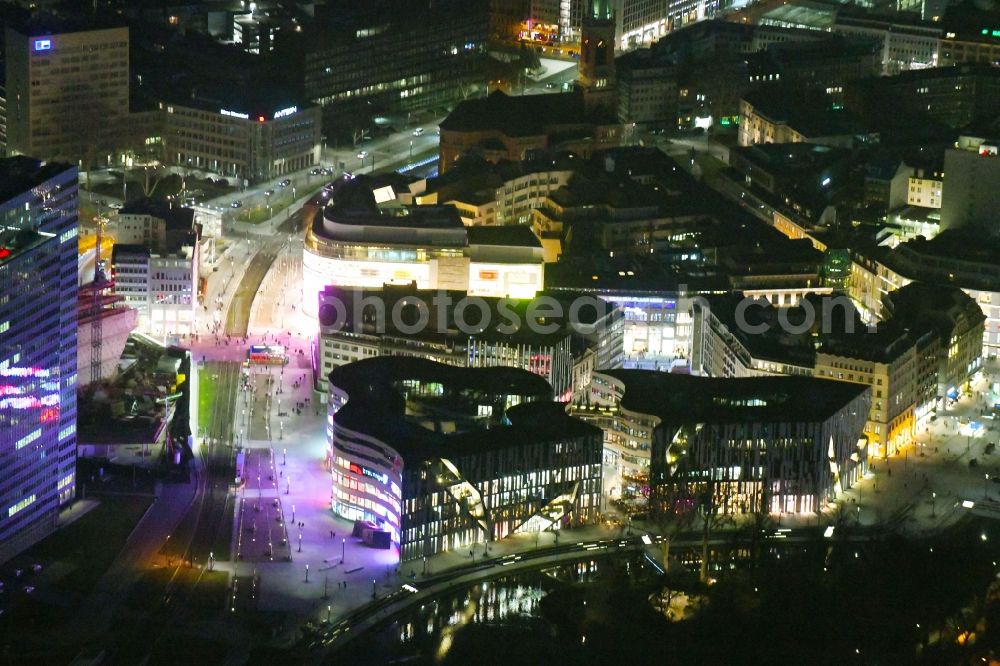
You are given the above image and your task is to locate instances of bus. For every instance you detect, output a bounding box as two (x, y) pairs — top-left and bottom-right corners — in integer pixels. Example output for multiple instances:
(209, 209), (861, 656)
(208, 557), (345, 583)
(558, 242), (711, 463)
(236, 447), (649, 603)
(246, 344), (287, 366)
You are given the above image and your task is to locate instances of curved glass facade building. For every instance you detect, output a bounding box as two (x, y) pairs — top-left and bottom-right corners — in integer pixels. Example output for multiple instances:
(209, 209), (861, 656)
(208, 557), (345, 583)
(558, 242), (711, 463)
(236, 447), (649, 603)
(326, 357), (603, 561)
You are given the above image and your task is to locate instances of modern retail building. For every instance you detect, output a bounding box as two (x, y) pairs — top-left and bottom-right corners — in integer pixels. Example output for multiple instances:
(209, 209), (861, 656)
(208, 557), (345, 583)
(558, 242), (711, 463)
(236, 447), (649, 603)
(315, 283), (623, 401)
(326, 357), (603, 561)
(302, 174), (545, 317)
(690, 287), (984, 458)
(0, 157), (79, 563)
(588, 370), (870, 517)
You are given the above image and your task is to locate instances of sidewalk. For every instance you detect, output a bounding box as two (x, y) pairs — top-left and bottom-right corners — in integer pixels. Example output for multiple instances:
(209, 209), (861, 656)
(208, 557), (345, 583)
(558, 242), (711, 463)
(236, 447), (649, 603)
(56, 498), (101, 529)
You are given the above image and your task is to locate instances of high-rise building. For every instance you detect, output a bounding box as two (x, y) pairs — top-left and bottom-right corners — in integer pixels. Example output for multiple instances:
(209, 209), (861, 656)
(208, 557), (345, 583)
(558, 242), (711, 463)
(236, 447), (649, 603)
(5, 21), (129, 166)
(578, 0), (618, 112)
(940, 135), (1000, 238)
(298, 0), (489, 133)
(0, 156), (79, 563)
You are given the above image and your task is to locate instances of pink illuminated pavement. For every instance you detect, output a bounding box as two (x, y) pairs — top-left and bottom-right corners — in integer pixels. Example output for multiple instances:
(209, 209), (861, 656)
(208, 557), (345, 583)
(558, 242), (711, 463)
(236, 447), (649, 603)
(181, 203), (1000, 634)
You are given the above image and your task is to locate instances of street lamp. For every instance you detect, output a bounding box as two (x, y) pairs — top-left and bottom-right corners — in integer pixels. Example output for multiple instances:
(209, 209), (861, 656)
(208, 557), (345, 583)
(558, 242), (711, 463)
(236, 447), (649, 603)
(305, 564), (310, 583)
(986, 474), (990, 500)
(931, 491), (936, 517)
(298, 532), (302, 552)
(341, 537), (346, 564)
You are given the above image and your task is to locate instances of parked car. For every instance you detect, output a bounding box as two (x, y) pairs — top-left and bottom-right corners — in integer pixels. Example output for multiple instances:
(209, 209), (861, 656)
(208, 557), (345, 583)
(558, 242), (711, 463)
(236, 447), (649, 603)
(30, 564), (42, 573)
(230, 200), (242, 208)
(310, 168), (322, 175)
(412, 127), (424, 136)
(278, 179), (291, 188)
(357, 150), (369, 160)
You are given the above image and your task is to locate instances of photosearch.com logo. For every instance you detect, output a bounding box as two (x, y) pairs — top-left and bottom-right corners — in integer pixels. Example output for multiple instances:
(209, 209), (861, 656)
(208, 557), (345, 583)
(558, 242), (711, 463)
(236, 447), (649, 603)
(317, 291), (611, 337)
(316, 289), (875, 339)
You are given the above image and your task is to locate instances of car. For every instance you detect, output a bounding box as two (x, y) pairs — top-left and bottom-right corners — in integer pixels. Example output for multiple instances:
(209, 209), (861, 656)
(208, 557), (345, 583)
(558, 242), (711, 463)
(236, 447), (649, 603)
(23, 585), (34, 594)
(310, 168), (322, 175)
(97, 199), (108, 207)
(357, 150), (369, 160)
(322, 167), (335, 175)
(30, 564), (41, 573)
(970, 458), (980, 468)
(988, 442), (998, 455)
(264, 189), (274, 197)
(279, 179), (291, 187)
(544, 82), (555, 89)
(412, 127), (424, 136)
(230, 200), (242, 208)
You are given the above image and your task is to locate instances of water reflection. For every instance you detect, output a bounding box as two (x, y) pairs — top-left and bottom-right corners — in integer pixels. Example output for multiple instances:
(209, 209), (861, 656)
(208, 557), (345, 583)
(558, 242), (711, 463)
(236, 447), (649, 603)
(359, 555), (656, 665)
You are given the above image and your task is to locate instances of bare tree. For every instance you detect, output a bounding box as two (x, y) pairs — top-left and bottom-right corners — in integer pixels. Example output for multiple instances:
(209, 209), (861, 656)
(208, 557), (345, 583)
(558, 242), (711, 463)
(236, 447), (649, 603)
(651, 482), (699, 574)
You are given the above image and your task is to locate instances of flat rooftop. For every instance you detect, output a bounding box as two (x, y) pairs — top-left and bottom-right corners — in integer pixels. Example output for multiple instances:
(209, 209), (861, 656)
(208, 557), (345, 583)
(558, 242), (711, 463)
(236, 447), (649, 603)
(0, 156), (74, 207)
(600, 370), (870, 424)
(119, 198), (195, 230)
(328, 357), (599, 460)
(440, 90), (615, 136)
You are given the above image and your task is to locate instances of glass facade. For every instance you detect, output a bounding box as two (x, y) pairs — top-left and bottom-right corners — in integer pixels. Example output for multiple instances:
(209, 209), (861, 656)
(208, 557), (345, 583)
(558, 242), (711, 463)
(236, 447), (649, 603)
(0, 158), (78, 562)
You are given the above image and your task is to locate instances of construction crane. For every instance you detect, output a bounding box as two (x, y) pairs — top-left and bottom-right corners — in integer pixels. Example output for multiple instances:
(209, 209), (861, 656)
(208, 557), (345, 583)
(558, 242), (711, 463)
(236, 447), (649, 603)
(91, 205), (107, 385)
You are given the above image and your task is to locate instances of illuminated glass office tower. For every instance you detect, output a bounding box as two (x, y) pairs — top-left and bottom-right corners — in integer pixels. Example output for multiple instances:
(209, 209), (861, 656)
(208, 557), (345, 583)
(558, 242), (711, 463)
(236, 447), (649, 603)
(0, 157), (78, 563)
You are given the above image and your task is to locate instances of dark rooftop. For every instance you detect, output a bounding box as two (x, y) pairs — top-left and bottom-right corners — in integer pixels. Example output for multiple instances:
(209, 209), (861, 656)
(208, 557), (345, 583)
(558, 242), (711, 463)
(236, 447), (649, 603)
(467, 225), (542, 248)
(440, 90), (616, 136)
(882, 281), (986, 338)
(600, 370), (870, 424)
(112, 244), (152, 259)
(120, 198), (195, 231)
(319, 174), (463, 230)
(328, 357), (600, 460)
(0, 156), (74, 206)
(0, 229), (54, 267)
(743, 87), (868, 138)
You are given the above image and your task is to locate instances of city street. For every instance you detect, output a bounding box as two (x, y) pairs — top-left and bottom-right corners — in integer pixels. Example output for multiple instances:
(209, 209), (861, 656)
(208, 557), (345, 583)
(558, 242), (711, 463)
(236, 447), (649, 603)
(182, 179), (1000, 636)
(66, 96), (1000, 646)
